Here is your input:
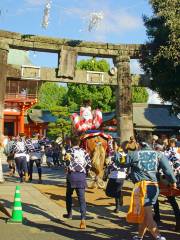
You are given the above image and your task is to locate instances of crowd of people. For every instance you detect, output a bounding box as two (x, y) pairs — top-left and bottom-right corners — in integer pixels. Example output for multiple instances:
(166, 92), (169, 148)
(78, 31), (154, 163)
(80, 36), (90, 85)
(63, 134), (180, 239)
(103, 134), (180, 240)
(0, 132), (180, 239)
(2, 133), (63, 183)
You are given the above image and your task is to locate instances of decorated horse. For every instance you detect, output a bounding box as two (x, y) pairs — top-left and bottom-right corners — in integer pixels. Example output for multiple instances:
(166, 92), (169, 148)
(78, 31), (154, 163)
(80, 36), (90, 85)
(71, 100), (112, 188)
(80, 132), (112, 188)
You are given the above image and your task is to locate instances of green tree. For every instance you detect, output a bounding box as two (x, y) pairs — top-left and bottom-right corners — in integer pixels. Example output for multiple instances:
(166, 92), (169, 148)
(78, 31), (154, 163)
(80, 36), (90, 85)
(76, 58), (110, 72)
(47, 106), (71, 139)
(132, 87), (149, 103)
(34, 82), (71, 139)
(141, 0), (180, 111)
(36, 82), (67, 110)
(67, 84), (113, 112)
(67, 58), (114, 112)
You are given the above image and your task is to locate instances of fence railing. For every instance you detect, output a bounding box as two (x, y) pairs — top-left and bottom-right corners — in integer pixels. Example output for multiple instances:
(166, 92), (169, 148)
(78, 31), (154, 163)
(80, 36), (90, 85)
(5, 93), (37, 100)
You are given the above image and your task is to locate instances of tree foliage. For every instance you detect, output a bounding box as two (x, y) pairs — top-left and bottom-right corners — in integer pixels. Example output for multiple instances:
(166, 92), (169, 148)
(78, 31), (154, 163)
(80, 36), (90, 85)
(47, 106), (71, 139)
(132, 87), (149, 103)
(141, 0), (180, 111)
(67, 58), (114, 112)
(35, 82), (70, 139)
(37, 82), (67, 110)
(76, 58), (110, 72)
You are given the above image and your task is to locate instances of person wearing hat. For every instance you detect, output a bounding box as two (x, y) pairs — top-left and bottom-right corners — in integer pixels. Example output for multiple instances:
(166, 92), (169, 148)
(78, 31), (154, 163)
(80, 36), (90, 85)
(126, 139), (177, 240)
(125, 136), (139, 153)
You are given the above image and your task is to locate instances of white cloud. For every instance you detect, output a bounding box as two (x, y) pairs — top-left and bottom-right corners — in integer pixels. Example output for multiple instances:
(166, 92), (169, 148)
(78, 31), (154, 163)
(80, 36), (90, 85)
(102, 10), (142, 33)
(25, 0), (45, 6)
(61, 6), (143, 41)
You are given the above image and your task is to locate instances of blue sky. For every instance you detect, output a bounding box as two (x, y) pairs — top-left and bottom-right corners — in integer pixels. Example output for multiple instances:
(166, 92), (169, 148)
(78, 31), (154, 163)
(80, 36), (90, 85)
(0, 0), (153, 71)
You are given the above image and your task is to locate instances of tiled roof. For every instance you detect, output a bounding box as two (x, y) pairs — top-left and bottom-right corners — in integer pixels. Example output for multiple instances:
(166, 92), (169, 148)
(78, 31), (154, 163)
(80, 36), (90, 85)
(133, 103), (180, 130)
(28, 109), (57, 123)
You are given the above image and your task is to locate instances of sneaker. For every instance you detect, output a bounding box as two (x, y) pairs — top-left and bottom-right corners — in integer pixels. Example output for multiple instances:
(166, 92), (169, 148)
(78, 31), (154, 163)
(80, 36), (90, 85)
(80, 219), (86, 229)
(132, 236), (142, 240)
(63, 213), (72, 219)
(113, 208), (119, 213)
(156, 236), (166, 240)
(24, 173), (29, 182)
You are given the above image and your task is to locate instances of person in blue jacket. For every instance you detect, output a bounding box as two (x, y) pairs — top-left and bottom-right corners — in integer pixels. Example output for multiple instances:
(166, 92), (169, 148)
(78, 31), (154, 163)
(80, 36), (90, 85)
(126, 139), (177, 240)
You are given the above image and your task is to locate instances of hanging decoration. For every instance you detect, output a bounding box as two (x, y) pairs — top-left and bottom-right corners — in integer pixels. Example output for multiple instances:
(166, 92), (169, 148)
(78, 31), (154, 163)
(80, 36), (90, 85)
(0, 8), (8, 17)
(71, 104), (103, 133)
(88, 11), (104, 32)
(41, 0), (52, 29)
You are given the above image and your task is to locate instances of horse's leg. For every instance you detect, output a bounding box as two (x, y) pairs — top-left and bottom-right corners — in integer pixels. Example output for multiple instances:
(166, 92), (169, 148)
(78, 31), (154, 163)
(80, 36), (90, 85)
(90, 175), (98, 189)
(96, 157), (106, 189)
(87, 171), (97, 189)
(96, 175), (105, 189)
(89, 180), (97, 189)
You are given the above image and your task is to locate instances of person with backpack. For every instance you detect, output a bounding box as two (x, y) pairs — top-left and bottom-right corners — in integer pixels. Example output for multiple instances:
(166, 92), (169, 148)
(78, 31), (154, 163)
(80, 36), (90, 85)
(63, 136), (91, 229)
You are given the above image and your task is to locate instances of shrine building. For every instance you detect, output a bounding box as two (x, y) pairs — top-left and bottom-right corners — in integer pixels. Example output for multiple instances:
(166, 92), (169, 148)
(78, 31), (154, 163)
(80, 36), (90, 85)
(4, 49), (41, 137)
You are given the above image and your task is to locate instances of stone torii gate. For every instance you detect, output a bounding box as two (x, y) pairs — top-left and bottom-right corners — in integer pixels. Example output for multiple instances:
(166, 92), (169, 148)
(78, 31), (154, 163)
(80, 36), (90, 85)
(0, 30), (149, 143)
